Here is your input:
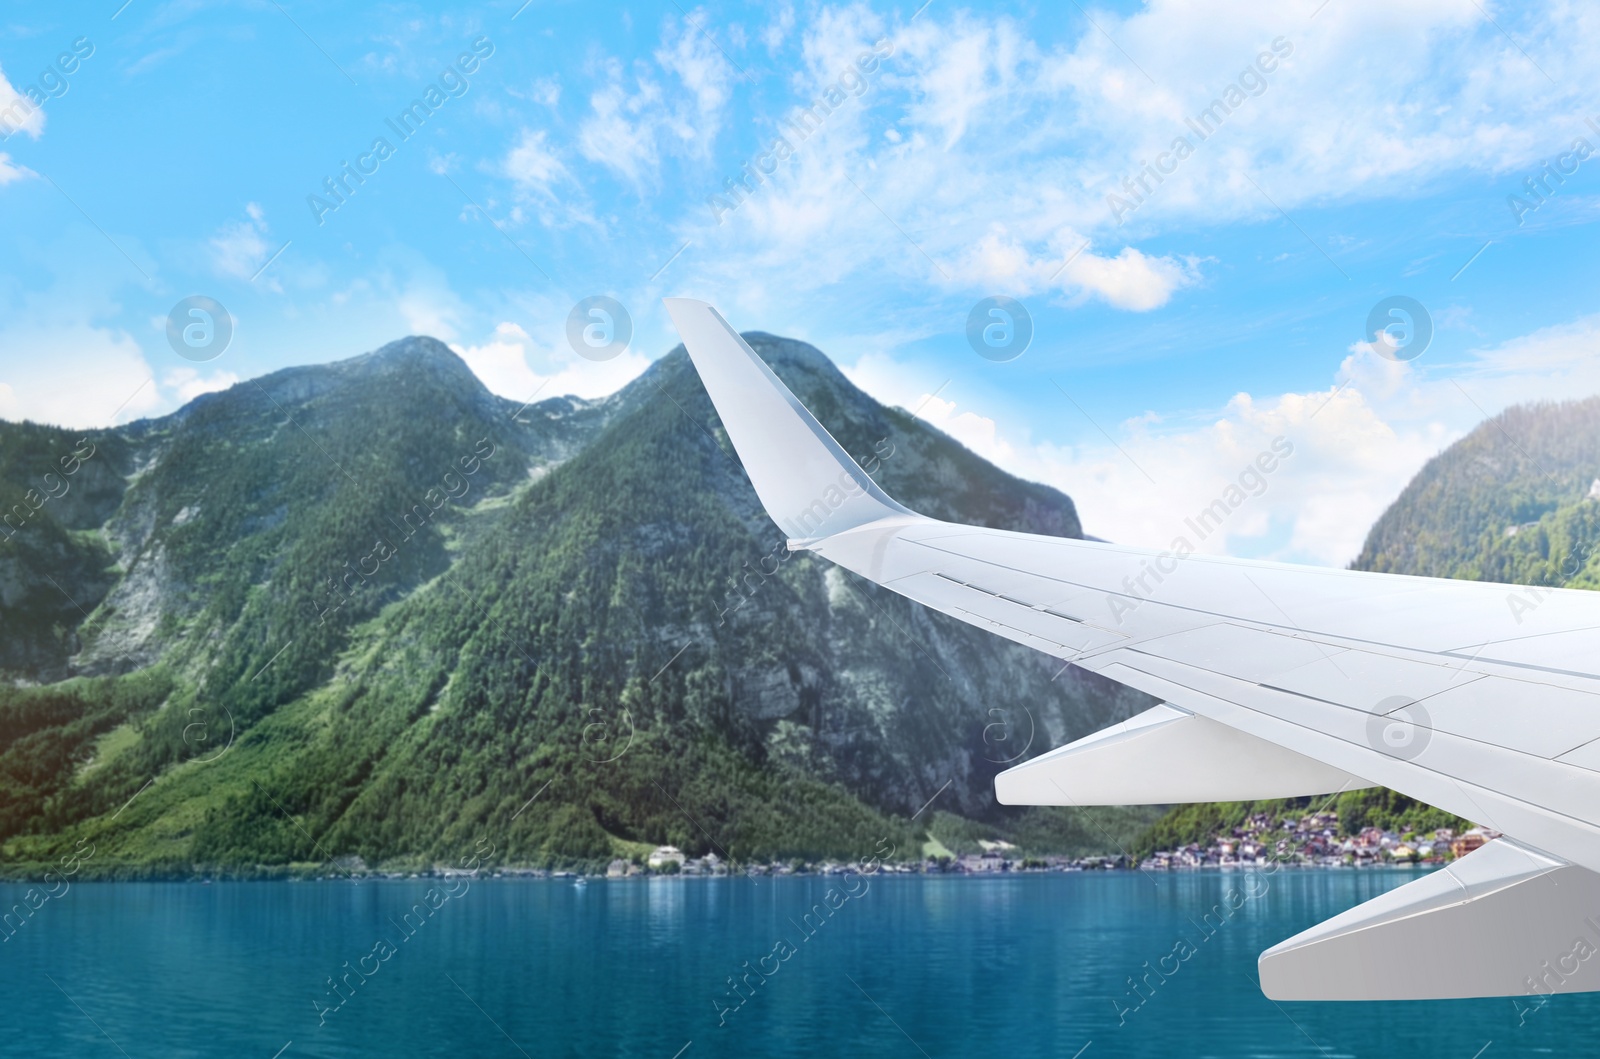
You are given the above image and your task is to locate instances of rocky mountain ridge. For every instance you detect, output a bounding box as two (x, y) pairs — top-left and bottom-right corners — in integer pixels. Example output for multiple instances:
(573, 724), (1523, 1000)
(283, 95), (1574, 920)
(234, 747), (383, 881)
(0, 331), (1152, 873)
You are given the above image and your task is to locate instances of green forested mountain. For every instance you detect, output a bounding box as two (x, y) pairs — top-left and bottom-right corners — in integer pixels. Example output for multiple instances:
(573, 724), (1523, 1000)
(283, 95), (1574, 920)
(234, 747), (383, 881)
(0, 334), (1154, 875)
(1353, 396), (1600, 587)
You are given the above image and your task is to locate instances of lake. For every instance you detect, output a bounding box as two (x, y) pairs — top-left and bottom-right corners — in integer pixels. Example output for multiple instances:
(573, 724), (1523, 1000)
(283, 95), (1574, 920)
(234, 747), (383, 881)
(0, 868), (1589, 1057)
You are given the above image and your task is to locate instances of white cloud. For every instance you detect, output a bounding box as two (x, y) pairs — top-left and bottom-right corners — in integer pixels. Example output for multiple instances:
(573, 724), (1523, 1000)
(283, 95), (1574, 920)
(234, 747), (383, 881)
(538, 350), (652, 401)
(763, 5), (795, 52)
(453, 320), (651, 403)
(1060, 245), (1201, 311)
(530, 77), (561, 107)
(0, 64), (46, 141)
(453, 321), (543, 400)
(576, 11), (737, 189)
(654, 10), (735, 141)
(798, 3), (888, 86)
(901, 380), (1442, 567)
(397, 286), (462, 341)
(0, 323), (162, 428)
(578, 66), (663, 187)
(958, 226), (1200, 310)
(1, 64), (43, 186)
(162, 367), (239, 404)
(0, 153), (32, 185)
(892, 12), (1029, 150)
(208, 203), (273, 285)
(503, 128), (567, 193)
(658, 0), (1600, 312)
(1035, 0), (1595, 228)
(846, 312), (1600, 569)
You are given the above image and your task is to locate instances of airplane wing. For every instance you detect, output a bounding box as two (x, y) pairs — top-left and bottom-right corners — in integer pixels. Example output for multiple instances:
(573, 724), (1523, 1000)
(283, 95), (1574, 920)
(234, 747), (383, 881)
(664, 297), (1600, 1002)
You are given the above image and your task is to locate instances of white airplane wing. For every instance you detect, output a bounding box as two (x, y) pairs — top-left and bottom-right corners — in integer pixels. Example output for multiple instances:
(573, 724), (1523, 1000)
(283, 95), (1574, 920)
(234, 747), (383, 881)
(665, 298), (1600, 1002)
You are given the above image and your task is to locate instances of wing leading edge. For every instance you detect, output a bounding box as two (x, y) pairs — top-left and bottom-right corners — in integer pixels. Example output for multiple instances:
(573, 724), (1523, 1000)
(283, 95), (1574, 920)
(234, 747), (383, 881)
(664, 297), (1600, 1001)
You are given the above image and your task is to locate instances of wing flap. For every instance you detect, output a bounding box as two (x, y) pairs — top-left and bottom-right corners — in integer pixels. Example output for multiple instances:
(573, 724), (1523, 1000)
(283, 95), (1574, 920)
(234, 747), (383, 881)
(994, 703), (1371, 805)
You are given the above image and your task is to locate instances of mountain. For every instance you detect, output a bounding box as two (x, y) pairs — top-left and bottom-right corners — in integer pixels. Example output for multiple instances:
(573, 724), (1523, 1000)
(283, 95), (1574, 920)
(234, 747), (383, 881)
(0, 334), (1156, 875)
(1353, 396), (1600, 587)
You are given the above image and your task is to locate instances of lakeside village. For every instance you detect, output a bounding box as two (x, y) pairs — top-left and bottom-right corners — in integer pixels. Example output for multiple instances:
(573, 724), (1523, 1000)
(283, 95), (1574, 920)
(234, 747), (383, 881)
(1134, 812), (1500, 871)
(649, 811), (1495, 877)
(580, 808), (1498, 878)
(402, 813), (1501, 881)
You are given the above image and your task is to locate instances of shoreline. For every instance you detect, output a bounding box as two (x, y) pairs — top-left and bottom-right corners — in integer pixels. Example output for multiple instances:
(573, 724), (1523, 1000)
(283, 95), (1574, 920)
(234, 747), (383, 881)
(0, 860), (1444, 885)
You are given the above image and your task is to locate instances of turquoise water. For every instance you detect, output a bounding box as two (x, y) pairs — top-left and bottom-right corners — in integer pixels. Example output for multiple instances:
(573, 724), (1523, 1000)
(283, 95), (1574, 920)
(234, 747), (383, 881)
(0, 869), (1590, 1057)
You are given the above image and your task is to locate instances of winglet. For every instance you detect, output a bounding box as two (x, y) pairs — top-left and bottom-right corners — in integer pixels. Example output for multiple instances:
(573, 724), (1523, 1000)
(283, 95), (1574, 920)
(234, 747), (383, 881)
(664, 298), (912, 543)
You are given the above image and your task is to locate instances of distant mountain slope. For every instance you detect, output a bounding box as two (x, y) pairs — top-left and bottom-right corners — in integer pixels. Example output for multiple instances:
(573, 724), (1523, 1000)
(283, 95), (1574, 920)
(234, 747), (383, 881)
(1353, 396), (1600, 583)
(0, 333), (1152, 874)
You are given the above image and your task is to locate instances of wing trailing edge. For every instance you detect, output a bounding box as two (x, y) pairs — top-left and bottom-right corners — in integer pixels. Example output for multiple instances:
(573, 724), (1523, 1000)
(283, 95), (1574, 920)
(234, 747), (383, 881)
(995, 703), (1373, 805)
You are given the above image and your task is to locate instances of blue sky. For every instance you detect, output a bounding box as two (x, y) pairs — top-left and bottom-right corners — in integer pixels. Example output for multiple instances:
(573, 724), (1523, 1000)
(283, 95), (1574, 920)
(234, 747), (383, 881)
(2, 0), (1597, 565)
